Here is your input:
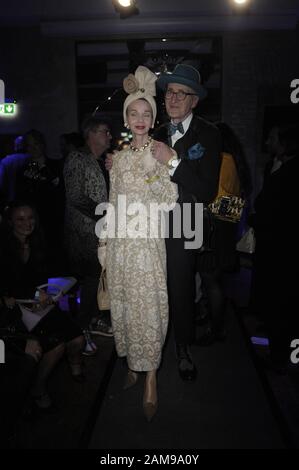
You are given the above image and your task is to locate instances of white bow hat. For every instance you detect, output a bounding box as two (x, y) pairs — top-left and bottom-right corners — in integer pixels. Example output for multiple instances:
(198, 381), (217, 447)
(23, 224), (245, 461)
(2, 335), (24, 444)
(123, 65), (157, 128)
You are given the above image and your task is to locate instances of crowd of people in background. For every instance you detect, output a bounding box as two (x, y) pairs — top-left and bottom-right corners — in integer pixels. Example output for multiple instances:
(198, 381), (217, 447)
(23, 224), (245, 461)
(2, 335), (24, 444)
(0, 122), (113, 446)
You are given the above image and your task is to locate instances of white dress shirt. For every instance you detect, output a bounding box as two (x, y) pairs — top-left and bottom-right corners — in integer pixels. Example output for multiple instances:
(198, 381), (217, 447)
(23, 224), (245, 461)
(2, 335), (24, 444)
(169, 113), (193, 175)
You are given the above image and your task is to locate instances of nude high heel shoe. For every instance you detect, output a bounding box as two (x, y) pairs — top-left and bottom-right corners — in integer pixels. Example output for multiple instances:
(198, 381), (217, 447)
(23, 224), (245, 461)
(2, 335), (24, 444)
(143, 372), (158, 422)
(123, 369), (138, 390)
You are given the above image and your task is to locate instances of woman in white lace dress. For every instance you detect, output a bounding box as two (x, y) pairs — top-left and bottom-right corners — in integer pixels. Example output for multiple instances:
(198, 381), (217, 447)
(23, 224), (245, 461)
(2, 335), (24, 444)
(105, 66), (177, 421)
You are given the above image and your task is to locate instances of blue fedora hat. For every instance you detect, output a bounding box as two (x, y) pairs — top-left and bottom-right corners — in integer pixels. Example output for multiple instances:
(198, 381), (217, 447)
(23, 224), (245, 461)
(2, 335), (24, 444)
(158, 64), (207, 100)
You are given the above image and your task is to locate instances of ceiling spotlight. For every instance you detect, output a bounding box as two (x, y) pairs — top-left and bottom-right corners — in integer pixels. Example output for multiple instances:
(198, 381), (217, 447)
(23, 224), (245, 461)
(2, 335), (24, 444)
(234, 0), (248, 4)
(231, 0), (251, 14)
(118, 0), (132, 6)
(112, 0), (139, 18)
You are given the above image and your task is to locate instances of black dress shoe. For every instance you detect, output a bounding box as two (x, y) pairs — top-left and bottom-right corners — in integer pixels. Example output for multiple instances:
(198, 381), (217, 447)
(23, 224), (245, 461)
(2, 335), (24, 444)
(176, 344), (197, 381)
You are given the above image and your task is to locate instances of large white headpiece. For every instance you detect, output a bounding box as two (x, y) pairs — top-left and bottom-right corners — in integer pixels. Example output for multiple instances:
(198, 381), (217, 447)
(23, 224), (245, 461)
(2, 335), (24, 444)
(123, 65), (157, 128)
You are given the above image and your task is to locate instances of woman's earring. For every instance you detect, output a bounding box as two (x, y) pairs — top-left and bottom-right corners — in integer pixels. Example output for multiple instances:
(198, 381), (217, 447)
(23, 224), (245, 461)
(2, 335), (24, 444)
(124, 122), (130, 129)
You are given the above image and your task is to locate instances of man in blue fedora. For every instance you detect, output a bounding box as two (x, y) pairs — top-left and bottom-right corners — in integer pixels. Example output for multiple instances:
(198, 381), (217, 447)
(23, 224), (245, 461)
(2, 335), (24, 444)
(153, 64), (221, 381)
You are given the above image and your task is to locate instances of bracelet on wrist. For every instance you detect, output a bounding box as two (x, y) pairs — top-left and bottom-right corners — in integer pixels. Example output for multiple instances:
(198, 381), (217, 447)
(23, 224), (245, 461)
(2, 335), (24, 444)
(145, 175), (160, 184)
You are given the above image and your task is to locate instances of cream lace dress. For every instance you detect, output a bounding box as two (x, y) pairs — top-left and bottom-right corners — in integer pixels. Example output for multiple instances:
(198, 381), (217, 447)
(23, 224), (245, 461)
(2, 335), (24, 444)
(106, 143), (178, 371)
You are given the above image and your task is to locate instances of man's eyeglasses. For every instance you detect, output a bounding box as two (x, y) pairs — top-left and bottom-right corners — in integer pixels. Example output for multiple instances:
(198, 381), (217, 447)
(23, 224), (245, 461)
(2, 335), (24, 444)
(96, 129), (111, 136)
(165, 89), (198, 101)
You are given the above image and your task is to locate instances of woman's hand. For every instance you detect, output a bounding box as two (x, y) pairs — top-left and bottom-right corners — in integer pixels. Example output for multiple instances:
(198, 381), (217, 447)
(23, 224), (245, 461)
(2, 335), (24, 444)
(32, 289), (54, 311)
(152, 141), (175, 166)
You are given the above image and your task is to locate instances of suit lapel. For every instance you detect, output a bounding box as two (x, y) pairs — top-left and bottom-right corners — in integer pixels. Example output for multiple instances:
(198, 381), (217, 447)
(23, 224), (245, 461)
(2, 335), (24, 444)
(154, 117), (203, 159)
(174, 117), (200, 159)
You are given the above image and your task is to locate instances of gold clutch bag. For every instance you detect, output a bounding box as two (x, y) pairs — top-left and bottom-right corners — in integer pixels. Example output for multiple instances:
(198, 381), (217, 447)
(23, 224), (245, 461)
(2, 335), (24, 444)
(209, 196), (245, 223)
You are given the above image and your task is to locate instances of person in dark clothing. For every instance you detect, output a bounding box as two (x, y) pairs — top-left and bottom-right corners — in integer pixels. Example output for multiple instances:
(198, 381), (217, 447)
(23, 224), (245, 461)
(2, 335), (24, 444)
(196, 122), (252, 345)
(250, 123), (299, 372)
(152, 64), (221, 381)
(263, 125), (285, 182)
(0, 135), (30, 206)
(16, 129), (66, 273)
(0, 305), (39, 448)
(0, 201), (85, 408)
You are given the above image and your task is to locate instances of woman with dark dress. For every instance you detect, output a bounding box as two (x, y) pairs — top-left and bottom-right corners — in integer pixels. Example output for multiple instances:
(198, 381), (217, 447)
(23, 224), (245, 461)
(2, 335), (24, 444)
(0, 201), (85, 408)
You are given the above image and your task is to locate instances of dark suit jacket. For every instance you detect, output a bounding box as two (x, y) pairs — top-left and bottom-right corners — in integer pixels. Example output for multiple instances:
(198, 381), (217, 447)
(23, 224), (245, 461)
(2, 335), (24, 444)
(0, 152), (30, 204)
(254, 155), (298, 252)
(154, 115), (221, 204)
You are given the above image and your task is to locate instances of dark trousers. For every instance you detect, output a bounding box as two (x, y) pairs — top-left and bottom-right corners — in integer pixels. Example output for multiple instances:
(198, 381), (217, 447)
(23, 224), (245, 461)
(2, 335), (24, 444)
(200, 268), (226, 334)
(77, 274), (100, 330)
(71, 257), (105, 330)
(166, 236), (198, 345)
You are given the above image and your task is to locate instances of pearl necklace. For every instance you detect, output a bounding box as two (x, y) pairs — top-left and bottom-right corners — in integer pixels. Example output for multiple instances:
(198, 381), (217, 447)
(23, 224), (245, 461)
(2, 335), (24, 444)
(130, 136), (152, 153)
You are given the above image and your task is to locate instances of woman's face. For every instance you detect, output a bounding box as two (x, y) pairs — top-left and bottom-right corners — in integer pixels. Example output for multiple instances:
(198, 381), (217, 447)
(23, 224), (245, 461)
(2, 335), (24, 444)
(11, 206), (36, 239)
(127, 99), (152, 136)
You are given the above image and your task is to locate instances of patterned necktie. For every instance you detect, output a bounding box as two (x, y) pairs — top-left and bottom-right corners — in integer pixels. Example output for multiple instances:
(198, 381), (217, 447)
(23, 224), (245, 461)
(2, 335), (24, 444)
(168, 122), (184, 136)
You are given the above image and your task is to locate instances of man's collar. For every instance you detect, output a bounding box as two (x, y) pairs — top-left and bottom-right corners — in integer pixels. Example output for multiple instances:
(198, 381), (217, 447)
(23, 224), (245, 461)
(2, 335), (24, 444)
(171, 113), (193, 134)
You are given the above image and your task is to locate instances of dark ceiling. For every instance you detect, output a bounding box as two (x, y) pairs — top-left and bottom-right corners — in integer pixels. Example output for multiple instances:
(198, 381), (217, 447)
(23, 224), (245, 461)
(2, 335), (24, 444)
(1, 0), (298, 34)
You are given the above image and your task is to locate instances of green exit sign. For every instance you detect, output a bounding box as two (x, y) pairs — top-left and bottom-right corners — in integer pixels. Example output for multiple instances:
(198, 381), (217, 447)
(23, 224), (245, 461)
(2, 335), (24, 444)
(0, 103), (16, 115)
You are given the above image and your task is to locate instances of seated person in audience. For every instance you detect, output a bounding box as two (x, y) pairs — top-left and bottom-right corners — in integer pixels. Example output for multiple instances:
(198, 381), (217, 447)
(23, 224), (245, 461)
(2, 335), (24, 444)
(0, 299), (40, 446)
(0, 201), (85, 409)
